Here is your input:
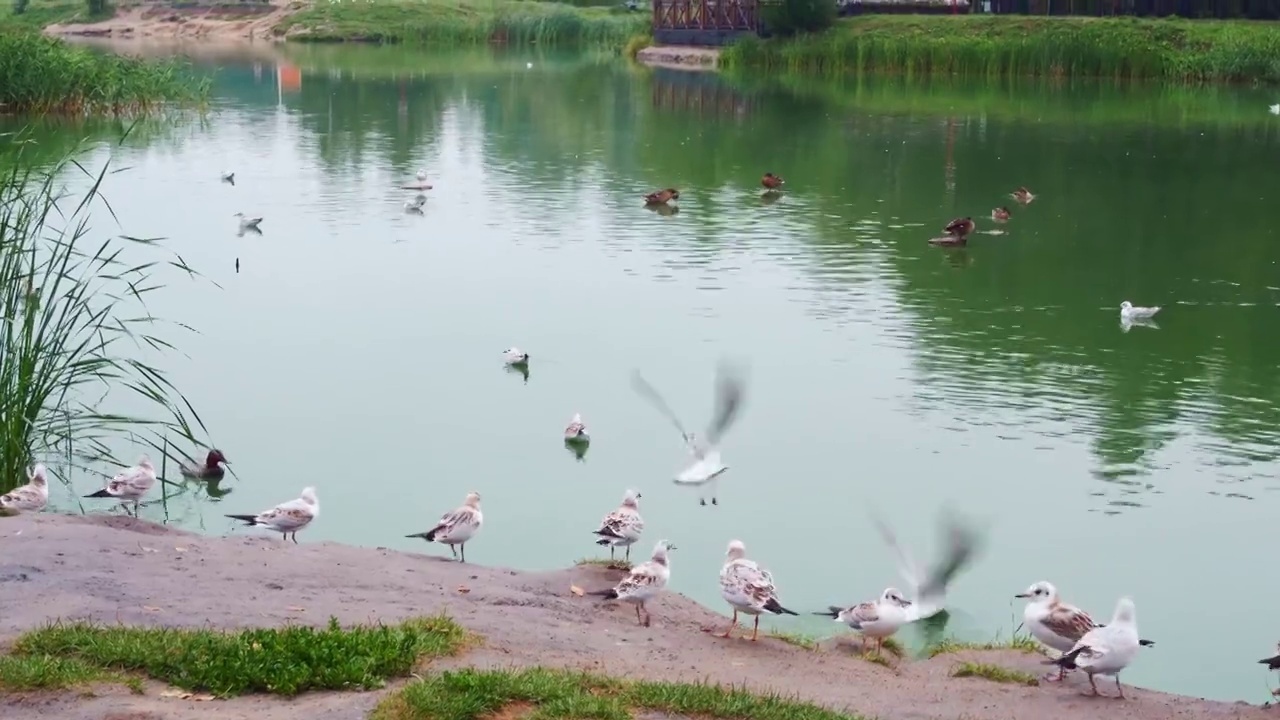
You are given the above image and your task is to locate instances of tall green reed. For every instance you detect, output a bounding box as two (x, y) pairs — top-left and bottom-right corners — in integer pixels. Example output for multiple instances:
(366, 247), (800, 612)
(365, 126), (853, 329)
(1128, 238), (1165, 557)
(0, 130), (209, 494)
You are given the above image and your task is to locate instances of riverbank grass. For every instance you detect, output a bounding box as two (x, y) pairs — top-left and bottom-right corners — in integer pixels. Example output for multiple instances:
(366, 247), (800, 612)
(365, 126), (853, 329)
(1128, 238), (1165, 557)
(926, 634), (1043, 658)
(275, 0), (647, 46)
(372, 667), (864, 720)
(7, 615), (467, 697)
(951, 661), (1040, 686)
(723, 16), (1280, 84)
(0, 33), (207, 115)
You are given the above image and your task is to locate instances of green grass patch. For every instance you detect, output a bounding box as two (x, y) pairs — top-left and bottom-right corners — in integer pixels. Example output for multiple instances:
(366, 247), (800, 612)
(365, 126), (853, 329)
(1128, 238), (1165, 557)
(0, 655), (112, 691)
(12, 615), (468, 697)
(767, 630), (819, 650)
(275, 0), (647, 48)
(574, 557), (632, 570)
(371, 667), (865, 720)
(0, 0), (106, 32)
(0, 32), (208, 116)
(722, 15), (1280, 84)
(950, 660), (1040, 686)
(926, 633), (1042, 658)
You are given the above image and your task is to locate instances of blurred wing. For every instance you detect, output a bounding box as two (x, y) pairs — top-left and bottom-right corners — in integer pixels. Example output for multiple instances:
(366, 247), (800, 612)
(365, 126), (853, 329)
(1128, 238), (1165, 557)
(631, 370), (689, 439)
(706, 361), (745, 446)
(920, 509), (983, 599)
(870, 511), (923, 591)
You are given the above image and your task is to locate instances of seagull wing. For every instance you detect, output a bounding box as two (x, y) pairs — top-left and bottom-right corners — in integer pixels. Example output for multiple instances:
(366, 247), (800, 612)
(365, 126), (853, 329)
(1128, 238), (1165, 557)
(705, 361), (745, 446)
(631, 370), (690, 440)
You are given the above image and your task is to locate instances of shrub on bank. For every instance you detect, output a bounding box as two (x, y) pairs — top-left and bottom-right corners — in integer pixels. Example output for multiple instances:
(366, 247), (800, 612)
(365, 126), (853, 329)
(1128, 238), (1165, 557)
(763, 0), (837, 36)
(0, 32), (207, 114)
(721, 15), (1280, 84)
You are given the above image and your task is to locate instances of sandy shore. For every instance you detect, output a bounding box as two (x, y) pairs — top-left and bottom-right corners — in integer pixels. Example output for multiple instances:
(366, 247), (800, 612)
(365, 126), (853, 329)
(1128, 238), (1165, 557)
(44, 0), (298, 41)
(0, 514), (1268, 720)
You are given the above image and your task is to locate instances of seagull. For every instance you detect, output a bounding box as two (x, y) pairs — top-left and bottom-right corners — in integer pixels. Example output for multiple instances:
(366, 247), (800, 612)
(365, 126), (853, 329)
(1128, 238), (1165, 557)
(1044, 596), (1141, 698)
(1270, 104), (1279, 115)
(225, 487), (319, 543)
(406, 491), (483, 563)
(411, 194), (427, 207)
(503, 347), (530, 366)
(83, 456), (156, 516)
(718, 539), (798, 641)
(564, 413), (589, 443)
(586, 539), (675, 627)
(1119, 301), (1160, 321)
(870, 507), (983, 623)
(401, 169), (434, 190)
(816, 588), (912, 654)
(1258, 642), (1280, 669)
(221, 171), (235, 185)
(234, 213), (263, 232)
(1016, 581), (1156, 681)
(0, 463), (49, 513)
(403, 201), (424, 214)
(591, 489), (643, 562)
(631, 361), (745, 506)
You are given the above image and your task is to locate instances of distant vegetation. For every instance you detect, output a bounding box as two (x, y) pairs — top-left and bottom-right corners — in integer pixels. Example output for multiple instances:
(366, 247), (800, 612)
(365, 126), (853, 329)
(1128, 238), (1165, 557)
(0, 33), (207, 115)
(723, 15), (1280, 84)
(275, 0), (647, 46)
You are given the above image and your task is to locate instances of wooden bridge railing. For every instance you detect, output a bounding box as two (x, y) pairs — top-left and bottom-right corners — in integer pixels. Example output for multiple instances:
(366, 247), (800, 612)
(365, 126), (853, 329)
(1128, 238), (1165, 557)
(652, 0), (762, 45)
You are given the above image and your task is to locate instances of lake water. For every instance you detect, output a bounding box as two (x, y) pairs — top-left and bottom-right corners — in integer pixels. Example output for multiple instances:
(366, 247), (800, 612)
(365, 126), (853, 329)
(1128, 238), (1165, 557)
(16, 40), (1280, 703)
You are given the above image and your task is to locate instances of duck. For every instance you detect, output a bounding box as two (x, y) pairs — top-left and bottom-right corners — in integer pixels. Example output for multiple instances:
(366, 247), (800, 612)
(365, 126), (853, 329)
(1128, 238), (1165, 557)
(180, 449), (229, 480)
(643, 188), (680, 205)
(992, 206), (1011, 222)
(1011, 187), (1036, 204)
(564, 413), (589, 443)
(503, 347), (530, 365)
(761, 173), (784, 191)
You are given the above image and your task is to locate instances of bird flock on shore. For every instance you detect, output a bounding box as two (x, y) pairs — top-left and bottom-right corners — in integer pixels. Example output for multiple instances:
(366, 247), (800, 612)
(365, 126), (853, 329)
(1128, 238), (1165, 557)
(0, 168), (1191, 701)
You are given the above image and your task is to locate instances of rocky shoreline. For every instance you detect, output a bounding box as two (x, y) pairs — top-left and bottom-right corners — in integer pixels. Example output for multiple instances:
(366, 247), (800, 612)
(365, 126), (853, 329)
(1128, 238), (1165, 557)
(635, 45), (720, 71)
(0, 513), (1269, 720)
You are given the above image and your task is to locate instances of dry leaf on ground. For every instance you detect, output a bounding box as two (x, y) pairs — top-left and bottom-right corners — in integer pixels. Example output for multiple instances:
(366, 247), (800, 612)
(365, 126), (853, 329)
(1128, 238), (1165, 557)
(570, 584), (585, 597)
(142, 606), (162, 612)
(160, 689), (217, 701)
(456, 585), (471, 594)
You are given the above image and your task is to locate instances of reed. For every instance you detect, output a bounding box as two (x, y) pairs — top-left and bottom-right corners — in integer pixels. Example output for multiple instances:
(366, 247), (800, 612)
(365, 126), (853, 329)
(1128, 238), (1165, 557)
(0, 132), (210, 494)
(723, 16), (1280, 84)
(275, 0), (647, 47)
(0, 33), (209, 116)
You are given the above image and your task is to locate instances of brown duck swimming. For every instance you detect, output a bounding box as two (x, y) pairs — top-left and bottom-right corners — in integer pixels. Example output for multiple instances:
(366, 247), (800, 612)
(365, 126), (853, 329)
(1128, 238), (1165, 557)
(180, 449), (229, 480)
(1011, 187), (1035, 204)
(644, 188), (680, 205)
(992, 206), (1011, 222)
(929, 217), (975, 247)
(761, 173), (784, 191)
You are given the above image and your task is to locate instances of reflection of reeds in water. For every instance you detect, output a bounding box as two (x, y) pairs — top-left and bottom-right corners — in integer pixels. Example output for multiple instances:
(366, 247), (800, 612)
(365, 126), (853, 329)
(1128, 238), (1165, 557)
(0, 135), (209, 499)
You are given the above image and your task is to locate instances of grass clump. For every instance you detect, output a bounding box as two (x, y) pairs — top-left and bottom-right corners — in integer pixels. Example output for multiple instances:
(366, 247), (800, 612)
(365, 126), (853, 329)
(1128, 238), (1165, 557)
(0, 655), (110, 691)
(575, 557), (632, 570)
(0, 33), (208, 115)
(13, 615), (468, 697)
(372, 667), (863, 720)
(275, 0), (647, 48)
(951, 661), (1040, 686)
(926, 633), (1042, 658)
(0, 0), (103, 32)
(723, 15), (1280, 84)
(767, 630), (819, 650)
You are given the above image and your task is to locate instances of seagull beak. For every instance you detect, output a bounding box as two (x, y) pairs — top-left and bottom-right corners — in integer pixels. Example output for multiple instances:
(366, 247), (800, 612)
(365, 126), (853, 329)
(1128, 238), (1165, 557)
(1014, 593), (1030, 599)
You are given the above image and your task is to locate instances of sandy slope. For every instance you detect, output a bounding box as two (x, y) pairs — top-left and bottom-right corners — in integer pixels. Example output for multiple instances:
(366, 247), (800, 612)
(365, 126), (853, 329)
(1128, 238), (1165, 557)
(0, 514), (1268, 720)
(44, 0), (297, 41)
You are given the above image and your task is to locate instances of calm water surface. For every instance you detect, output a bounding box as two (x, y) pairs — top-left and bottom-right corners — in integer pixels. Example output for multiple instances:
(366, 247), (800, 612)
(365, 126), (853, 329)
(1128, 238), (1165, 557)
(20, 41), (1280, 702)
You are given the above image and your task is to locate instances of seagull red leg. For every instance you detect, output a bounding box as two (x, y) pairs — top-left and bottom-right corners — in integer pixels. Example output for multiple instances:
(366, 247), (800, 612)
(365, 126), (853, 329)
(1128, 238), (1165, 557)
(721, 610), (737, 638)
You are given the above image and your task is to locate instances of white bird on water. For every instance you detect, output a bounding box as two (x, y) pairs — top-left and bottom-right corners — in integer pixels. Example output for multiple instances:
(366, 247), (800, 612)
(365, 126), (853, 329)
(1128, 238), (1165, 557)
(1015, 581), (1156, 682)
(503, 347), (530, 365)
(1270, 104), (1279, 115)
(1044, 596), (1142, 698)
(591, 489), (644, 562)
(225, 487), (319, 544)
(631, 361), (746, 506)
(0, 463), (49, 513)
(401, 169), (434, 190)
(586, 539), (675, 627)
(564, 412), (589, 443)
(718, 539), (798, 641)
(816, 587), (913, 654)
(403, 200), (424, 214)
(234, 213), (263, 232)
(83, 456), (156, 516)
(406, 491), (483, 563)
(1119, 301), (1160, 321)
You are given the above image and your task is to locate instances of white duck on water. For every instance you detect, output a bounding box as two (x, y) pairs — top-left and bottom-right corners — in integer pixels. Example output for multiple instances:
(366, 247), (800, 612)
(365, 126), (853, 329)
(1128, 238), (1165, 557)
(631, 361), (746, 506)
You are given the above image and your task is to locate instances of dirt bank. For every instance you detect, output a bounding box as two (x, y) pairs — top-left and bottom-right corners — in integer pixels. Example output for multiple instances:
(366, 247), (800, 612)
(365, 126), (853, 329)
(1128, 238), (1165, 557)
(635, 45), (720, 71)
(44, 0), (300, 41)
(0, 514), (1267, 720)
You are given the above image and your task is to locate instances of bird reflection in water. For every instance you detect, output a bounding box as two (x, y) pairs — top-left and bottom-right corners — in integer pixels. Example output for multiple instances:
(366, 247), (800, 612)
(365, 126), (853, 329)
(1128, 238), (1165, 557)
(564, 439), (589, 462)
(645, 203), (679, 217)
(506, 363), (530, 384)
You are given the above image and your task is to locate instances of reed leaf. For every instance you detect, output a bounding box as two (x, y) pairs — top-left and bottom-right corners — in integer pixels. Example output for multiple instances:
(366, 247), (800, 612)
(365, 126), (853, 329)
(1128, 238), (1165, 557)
(0, 131), (208, 494)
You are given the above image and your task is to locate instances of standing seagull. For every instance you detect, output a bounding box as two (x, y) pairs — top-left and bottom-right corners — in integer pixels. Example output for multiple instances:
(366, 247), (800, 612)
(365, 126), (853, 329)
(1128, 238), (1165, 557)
(1015, 580), (1156, 681)
(225, 487), (319, 543)
(0, 463), (49, 513)
(592, 489), (644, 563)
(631, 362), (746, 506)
(406, 491), (483, 563)
(816, 588), (913, 654)
(84, 456), (156, 516)
(1045, 596), (1142, 698)
(587, 539), (675, 627)
(718, 539), (798, 641)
